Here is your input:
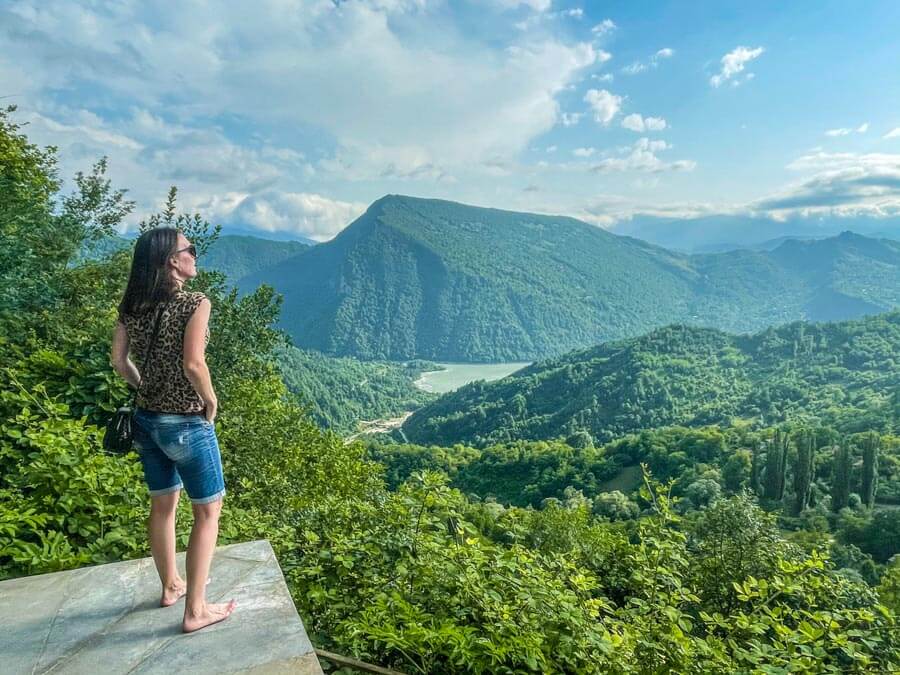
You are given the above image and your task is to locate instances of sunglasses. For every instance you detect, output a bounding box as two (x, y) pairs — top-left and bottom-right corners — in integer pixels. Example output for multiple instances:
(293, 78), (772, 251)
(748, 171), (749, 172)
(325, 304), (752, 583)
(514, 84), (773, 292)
(174, 244), (198, 258)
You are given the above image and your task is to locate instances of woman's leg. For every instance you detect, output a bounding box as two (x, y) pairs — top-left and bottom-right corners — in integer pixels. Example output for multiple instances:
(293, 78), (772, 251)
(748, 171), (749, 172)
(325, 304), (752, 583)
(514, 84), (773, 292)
(182, 497), (235, 632)
(149, 490), (186, 606)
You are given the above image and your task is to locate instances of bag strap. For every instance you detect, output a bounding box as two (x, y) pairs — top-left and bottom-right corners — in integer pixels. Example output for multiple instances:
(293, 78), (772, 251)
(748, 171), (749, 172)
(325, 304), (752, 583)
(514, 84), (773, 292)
(133, 298), (171, 404)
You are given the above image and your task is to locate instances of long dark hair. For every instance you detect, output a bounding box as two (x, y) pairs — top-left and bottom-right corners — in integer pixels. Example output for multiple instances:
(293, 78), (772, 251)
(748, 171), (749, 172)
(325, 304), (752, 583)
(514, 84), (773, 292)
(118, 227), (180, 318)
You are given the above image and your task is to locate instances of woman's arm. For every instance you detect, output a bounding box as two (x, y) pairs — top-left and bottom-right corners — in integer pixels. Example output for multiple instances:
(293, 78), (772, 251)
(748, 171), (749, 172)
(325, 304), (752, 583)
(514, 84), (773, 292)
(111, 321), (142, 388)
(183, 297), (217, 421)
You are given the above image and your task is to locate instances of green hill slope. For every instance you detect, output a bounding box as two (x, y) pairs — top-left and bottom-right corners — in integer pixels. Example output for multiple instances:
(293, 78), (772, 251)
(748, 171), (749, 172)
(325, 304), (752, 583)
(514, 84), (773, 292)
(275, 344), (438, 434)
(239, 195), (900, 361)
(402, 311), (900, 447)
(201, 234), (310, 284)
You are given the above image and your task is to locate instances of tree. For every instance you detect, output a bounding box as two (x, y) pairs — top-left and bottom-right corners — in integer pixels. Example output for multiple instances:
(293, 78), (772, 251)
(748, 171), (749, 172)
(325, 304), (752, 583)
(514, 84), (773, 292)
(792, 429), (816, 515)
(762, 429), (788, 502)
(831, 441), (852, 512)
(861, 432), (880, 509)
(685, 478), (721, 509)
(749, 442), (763, 495)
(687, 492), (783, 614)
(566, 430), (594, 449)
(593, 490), (639, 521)
(878, 557), (900, 614)
(723, 449), (752, 493)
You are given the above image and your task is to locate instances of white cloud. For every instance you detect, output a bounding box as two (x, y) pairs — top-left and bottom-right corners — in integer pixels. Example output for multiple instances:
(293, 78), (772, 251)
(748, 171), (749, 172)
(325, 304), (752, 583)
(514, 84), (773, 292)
(596, 49), (612, 63)
(19, 106), (302, 218)
(494, 0), (553, 11)
(592, 73), (614, 82)
(560, 112), (582, 126)
(752, 150), (900, 216)
(884, 128), (900, 139)
(710, 46), (764, 87)
(622, 47), (674, 75)
(825, 123), (869, 137)
(591, 19), (616, 35)
(2, 1), (598, 172)
(591, 137), (694, 173)
(546, 145), (558, 153)
(1, 0), (604, 233)
(515, 6), (587, 29)
(621, 113), (667, 132)
(572, 147), (595, 157)
(621, 114), (644, 131)
(584, 88), (623, 125)
(228, 191), (367, 241)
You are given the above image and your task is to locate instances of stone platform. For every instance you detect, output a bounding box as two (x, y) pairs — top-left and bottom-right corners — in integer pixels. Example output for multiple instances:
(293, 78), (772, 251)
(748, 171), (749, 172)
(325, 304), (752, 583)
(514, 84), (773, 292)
(0, 540), (323, 674)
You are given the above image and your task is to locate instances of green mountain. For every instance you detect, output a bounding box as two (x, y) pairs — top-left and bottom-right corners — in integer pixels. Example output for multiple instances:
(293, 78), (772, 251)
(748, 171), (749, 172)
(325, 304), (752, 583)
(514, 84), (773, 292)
(200, 234), (309, 284)
(401, 311), (900, 447)
(238, 195), (900, 362)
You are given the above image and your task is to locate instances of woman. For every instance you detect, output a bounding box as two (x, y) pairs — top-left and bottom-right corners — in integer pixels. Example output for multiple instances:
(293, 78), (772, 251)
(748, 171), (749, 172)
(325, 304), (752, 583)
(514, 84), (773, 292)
(111, 227), (236, 633)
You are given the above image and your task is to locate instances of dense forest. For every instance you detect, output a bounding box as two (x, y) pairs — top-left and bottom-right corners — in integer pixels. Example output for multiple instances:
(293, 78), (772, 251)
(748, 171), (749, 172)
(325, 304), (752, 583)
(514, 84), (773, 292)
(2, 107), (899, 673)
(238, 194), (900, 362)
(402, 314), (900, 447)
(275, 344), (438, 433)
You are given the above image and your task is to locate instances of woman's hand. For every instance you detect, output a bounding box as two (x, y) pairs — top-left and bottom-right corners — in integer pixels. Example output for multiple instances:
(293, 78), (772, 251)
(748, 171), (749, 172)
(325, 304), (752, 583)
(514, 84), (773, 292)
(204, 399), (218, 424)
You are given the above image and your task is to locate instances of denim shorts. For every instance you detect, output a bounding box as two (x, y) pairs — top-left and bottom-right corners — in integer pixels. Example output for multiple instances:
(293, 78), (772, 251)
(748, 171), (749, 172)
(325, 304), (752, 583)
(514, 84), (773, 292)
(132, 408), (226, 504)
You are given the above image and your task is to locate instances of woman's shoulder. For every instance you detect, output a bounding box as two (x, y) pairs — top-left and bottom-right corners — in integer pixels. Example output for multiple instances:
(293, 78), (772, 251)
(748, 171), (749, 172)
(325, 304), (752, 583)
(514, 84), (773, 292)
(173, 290), (209, 317)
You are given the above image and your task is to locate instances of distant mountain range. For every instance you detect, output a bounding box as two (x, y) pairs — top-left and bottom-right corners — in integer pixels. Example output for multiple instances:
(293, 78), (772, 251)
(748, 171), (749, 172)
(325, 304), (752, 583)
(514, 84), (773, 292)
(401, 310), (900, 447)
(611, 213), (900, 253)
(237, 195), (900, 361)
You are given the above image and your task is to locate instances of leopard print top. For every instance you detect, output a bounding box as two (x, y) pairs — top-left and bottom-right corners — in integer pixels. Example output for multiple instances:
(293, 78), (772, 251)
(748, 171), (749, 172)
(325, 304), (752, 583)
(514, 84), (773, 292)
(121, 290), (210, 414)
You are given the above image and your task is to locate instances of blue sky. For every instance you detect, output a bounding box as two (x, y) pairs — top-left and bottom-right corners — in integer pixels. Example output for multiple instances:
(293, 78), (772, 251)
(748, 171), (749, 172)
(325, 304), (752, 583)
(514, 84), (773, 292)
(2, 0), (899, 240)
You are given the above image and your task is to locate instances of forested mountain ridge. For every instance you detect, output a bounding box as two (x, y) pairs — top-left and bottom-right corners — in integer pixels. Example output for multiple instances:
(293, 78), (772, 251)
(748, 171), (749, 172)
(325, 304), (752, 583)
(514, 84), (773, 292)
(239, 195), (900, 361)
(611, 212), (900, 253)
(402, 310), (900, 447)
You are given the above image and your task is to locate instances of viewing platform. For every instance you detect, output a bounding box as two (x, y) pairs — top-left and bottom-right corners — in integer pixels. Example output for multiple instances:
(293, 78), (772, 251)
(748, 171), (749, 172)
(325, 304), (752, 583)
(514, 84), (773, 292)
(0, 540), (323, 674)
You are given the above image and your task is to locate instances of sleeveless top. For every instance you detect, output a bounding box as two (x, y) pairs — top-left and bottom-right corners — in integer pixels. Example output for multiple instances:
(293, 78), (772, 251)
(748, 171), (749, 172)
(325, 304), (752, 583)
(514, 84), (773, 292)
(120, 290), (210, 414)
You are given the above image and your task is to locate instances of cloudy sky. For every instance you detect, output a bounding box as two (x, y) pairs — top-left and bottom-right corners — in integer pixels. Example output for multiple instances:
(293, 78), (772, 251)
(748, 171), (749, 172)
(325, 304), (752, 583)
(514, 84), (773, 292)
(3, 0), (900, 240)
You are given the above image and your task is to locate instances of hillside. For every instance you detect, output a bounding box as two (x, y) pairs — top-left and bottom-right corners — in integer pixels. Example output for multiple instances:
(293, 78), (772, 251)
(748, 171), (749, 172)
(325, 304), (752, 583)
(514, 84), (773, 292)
(275, 344), (438, 434)
(401, 311), (900, 447)
(238, 195), (900, 361)
(200, 234), (310, 285)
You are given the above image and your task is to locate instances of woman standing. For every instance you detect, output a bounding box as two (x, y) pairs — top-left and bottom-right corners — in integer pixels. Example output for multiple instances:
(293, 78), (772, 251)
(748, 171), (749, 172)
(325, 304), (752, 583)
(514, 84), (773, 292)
(111, 227), (236, 633)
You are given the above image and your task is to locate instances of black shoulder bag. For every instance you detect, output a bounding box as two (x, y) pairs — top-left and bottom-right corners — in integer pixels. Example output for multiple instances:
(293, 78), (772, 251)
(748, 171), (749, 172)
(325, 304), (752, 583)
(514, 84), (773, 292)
(103, 301), (169, 455)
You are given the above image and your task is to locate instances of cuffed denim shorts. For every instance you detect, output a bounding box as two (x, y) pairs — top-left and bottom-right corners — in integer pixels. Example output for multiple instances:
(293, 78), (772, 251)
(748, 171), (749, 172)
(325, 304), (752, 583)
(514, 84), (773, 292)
(132, 408), (226, 504)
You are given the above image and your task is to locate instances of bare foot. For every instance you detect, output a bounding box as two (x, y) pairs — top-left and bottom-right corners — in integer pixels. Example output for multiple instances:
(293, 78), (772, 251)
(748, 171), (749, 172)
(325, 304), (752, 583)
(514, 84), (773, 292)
(160, 577), (210, 607)
(182, 600), (236, 633)
(160, 580), (187, 607)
